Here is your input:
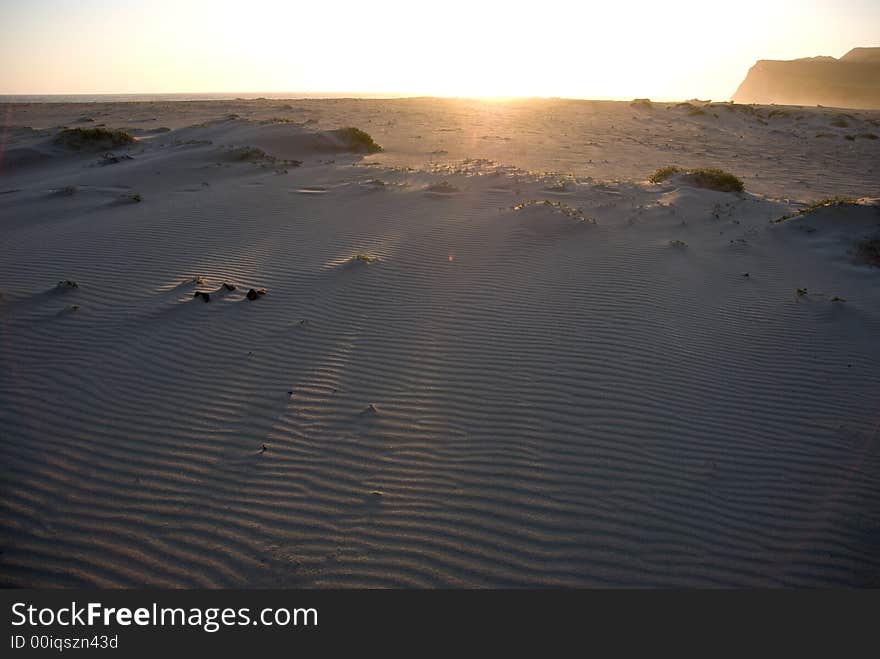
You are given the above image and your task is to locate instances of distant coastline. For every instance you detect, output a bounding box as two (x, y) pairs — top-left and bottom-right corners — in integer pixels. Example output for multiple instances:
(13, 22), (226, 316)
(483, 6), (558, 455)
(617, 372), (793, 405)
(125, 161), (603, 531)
(0, 91), (416, 104)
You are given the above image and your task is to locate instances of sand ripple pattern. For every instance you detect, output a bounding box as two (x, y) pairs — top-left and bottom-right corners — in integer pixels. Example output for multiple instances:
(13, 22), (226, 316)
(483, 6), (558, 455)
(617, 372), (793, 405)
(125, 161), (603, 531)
(1, 150), (879, 587)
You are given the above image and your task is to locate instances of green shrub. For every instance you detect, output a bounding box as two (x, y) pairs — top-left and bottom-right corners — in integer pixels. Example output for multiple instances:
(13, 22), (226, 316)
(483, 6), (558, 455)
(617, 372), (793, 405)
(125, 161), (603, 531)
(686, 168), (744, 193)
(339, 127), (382, 153)
(772, 197), (857, 223)
(55, 127), (135, 149)
(800, 197), (856, 212)
(648, 165), (683, 183)
(648, 166), (744, 192)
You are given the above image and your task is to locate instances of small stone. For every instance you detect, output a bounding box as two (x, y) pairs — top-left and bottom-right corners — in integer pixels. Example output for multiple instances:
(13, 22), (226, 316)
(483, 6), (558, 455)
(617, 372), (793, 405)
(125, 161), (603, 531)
(193, 291), (210, 302)
(246, 288), (267, 300)
(222, 282), (236, 291)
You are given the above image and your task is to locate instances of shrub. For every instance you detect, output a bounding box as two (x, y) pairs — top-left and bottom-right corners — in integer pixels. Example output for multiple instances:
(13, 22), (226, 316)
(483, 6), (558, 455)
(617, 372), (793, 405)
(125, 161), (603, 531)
(55, 127), (135, 149)
(686, 168), (744, 193)
(772, 197), (857, 223)
(339, 127), (382, 153)
(425, 181), (459, 193)
(648, 165), (683, 183)
(648, 166), (744, 192)
(801, 197), (856, 213)
(259, 117), (298, 125)
(229, 146), (269, 161)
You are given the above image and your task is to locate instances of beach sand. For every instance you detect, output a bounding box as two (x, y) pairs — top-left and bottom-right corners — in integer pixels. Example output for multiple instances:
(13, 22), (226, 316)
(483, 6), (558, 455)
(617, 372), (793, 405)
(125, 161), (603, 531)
(1, 97), (878, 587)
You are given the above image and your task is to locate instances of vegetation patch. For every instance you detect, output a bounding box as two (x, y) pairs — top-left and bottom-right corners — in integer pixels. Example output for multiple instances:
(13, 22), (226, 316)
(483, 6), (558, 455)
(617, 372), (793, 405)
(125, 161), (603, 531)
(338, 127), (382, 153)
(648, 166), (744, 192)
(685, 168), (744, 192)
(262, 117), (298, 124)
(425, 181), (459, 193)
(229, 146), (271, 162)
(227, 145), (301, 168)
(55, 127), (135, 150)
(772, 197), (858, 223)
(648, 165), (683, 183)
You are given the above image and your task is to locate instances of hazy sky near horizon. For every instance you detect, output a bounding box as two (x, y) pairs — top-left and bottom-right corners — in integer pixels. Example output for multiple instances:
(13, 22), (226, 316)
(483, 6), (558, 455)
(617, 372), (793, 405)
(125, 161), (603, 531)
(1, 0), (879, 100)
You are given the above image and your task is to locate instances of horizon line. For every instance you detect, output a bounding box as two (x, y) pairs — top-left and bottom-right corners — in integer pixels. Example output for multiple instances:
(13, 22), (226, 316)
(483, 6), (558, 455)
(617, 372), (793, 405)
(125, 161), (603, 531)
(0, 91), (736, 104)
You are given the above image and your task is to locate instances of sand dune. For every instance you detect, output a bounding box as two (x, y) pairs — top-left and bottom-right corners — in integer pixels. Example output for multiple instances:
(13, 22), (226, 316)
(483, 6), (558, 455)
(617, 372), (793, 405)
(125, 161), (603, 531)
(1, 99), (879, 587)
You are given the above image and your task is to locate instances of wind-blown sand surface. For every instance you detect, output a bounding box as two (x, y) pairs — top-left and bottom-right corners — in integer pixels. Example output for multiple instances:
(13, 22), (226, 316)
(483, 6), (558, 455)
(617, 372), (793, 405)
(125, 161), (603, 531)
(1, 98), (879, 587)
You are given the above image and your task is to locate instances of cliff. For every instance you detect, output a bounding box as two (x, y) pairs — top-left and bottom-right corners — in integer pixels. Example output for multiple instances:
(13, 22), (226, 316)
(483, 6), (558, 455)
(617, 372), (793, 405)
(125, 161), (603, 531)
(732, 48), (880, 109)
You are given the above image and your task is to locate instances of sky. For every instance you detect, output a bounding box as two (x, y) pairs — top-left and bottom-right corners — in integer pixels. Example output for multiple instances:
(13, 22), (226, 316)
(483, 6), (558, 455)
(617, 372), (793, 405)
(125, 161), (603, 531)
(1, 0), (879, 100)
